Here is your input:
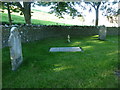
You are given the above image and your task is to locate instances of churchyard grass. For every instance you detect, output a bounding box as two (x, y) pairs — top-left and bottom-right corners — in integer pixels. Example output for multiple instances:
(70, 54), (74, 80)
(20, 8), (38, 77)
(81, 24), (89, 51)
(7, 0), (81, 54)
(1, 13), (70, 25)
(2, 35), (118, 88)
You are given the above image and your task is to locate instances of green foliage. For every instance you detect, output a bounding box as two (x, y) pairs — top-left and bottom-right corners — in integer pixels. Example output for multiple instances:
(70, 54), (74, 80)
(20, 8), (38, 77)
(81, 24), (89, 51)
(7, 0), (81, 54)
(37, 2), (82, 19)
(100, 2), (118, 16)
(1, 2), (21, 13)
(2, 35), (118, 88)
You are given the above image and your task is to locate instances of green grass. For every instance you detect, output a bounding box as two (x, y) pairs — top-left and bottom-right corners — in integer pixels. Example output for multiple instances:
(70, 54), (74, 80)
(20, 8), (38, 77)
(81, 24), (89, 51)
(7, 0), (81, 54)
(1, 12), (70, 25)
(2, 35), (118, 88)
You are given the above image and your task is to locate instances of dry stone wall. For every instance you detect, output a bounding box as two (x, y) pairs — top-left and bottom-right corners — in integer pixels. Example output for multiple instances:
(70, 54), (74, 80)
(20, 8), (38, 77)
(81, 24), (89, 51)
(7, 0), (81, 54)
(2, 25), (119, 48)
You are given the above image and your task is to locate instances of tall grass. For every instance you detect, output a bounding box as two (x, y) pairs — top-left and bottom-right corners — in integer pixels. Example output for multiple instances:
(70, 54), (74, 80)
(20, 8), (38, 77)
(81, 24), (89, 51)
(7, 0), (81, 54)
(1, 12), (70, 25)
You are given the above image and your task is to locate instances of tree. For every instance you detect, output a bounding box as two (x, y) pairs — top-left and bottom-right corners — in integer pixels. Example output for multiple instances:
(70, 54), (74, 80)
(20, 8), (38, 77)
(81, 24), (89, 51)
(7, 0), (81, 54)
(37, 1), (119, 26)
(100, 2), (119, 24)
(1, 2), (12, 25)
(85, 2), (101, 26)
(15, 2), (32, 24)
(1, 2), (32, 24)
(1, 1), (119, 25)
(84, 1), (119, 26)
(36, 2), (103, 26)
(6, 3), (12, 25)
(36, 2), (82, 19)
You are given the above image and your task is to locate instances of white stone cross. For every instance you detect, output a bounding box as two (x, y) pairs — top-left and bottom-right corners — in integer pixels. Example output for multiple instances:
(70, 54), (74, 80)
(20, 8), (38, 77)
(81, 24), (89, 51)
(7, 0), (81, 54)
(67, 35), (71, 43)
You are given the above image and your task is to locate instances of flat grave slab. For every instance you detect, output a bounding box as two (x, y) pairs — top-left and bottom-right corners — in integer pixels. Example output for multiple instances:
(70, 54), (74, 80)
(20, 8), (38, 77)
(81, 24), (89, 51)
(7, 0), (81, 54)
(49, 47), (82, 52)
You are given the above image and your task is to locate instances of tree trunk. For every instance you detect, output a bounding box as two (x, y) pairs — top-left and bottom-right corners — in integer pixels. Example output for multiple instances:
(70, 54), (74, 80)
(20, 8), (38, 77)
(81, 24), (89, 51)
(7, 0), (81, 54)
(95, 2), (101, 26)
(23, 2), (31, 24)
(95, 8), (99, 26)
(7, 3), (12, 25)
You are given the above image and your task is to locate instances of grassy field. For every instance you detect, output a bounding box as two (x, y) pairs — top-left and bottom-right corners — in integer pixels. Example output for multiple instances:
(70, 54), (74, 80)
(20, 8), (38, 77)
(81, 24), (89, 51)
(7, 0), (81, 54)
(2, 35), (118, 88)
(1, 12), (70, 25)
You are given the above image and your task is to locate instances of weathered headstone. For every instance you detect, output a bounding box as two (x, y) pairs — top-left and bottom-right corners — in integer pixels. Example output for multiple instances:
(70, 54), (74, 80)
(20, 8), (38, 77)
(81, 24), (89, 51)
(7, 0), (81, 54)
(8, 27), (23, 71)
(98, 25), (107, 40)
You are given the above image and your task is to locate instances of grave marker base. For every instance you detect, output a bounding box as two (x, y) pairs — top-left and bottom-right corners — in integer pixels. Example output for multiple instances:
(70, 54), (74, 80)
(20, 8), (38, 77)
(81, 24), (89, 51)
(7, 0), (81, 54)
(49, 47), (83, 52)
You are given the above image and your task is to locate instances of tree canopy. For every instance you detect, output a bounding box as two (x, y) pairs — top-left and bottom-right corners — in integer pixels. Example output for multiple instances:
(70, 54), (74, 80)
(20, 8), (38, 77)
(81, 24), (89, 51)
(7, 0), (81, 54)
(1, 2), (32, 24)
(1, 1), (119, 26)
(36, 1), (119, 26)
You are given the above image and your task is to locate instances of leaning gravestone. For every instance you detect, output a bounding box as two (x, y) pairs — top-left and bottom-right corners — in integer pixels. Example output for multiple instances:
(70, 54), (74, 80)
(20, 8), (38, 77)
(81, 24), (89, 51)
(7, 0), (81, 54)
(8, 27), (23, 71)
(98, 25), (107, 40)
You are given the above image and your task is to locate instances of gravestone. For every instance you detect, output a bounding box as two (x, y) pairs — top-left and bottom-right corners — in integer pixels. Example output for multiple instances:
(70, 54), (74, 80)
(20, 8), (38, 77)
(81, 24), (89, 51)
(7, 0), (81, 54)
(8, 27), (23, 71)
(49, 47), (82, 52)
(98, 25), (107, 40)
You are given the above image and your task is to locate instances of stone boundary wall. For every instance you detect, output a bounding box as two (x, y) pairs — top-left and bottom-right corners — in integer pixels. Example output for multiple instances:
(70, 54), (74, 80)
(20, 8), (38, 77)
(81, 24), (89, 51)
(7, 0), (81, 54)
(2, 25), (119, 48)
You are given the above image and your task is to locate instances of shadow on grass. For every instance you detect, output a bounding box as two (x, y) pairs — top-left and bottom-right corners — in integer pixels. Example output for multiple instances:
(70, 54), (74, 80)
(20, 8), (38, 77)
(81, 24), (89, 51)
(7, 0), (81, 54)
(2, 35), (118, 88)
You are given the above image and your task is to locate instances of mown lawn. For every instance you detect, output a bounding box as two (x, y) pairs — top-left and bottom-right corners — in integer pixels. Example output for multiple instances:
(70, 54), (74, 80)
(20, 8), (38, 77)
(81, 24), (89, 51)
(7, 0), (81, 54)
(2, 35), (118, 88)
(1, 12), (70, 25)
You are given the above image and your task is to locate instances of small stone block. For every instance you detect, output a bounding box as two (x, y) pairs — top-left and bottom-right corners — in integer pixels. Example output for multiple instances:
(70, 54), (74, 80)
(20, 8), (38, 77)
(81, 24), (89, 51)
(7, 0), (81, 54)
(49, 47), (82, 52)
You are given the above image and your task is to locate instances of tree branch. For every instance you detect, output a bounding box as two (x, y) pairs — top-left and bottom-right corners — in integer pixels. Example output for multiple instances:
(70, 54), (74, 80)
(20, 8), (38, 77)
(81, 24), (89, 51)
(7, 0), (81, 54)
(15, 2), (23, 11)
(97, 2), (101, 9)
(89, 2), (96, 10)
